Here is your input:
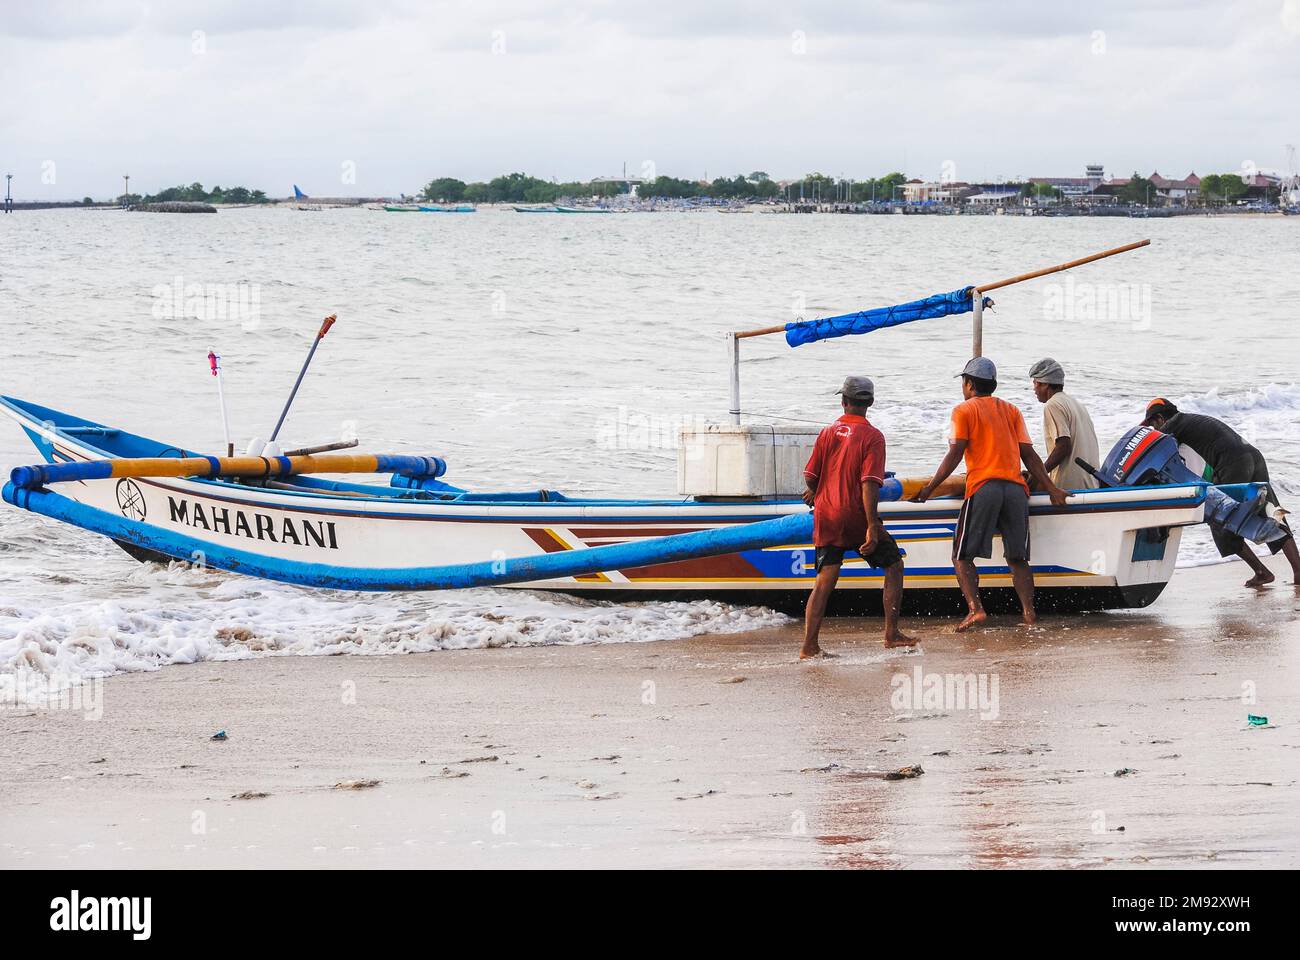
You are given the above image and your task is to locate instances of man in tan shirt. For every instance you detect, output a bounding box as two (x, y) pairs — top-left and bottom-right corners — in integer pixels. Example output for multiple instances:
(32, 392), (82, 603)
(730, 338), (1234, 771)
(1028, 358), (1099, 491)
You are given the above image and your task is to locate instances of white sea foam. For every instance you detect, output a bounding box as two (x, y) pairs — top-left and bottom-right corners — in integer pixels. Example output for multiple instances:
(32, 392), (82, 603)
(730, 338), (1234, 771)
(0, 557), (790, 696)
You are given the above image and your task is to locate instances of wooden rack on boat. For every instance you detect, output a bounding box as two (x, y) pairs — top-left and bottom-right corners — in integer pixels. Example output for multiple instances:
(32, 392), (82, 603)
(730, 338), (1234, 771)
(724, 239), (1151, 424)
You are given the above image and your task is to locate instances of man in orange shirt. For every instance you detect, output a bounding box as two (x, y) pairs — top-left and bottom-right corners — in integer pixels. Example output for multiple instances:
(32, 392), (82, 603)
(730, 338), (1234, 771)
(912, 358), (1068, 631)
(801, 376), (917, 658)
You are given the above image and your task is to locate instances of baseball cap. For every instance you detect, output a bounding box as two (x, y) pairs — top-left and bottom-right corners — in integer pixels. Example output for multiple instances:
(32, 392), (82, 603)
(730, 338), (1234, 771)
(956, 357), (997, 380)
(834, 375), (875, 400)
(1144, 397), (1178, 423)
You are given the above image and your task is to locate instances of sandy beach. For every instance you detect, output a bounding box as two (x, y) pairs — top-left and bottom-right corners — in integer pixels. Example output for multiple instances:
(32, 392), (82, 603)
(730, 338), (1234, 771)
(2, 554), (1297, 870)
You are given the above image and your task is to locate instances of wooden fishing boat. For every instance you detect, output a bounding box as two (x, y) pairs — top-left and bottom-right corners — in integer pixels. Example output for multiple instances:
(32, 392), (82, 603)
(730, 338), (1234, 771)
(2, 242), (1280, 613)
(0, 393), (1217, 612)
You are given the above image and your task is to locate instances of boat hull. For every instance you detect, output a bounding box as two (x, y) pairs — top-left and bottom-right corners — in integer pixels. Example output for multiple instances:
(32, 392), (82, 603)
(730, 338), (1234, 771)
(2, 397), (1205, 610)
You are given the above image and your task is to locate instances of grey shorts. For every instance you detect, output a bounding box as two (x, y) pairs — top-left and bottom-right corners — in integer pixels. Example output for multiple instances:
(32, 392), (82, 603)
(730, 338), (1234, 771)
(953, 479), (1030, 562)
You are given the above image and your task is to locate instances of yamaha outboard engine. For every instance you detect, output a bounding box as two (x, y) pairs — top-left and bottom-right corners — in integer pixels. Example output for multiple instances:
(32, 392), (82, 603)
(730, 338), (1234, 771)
(1086, 425), (1287, 545)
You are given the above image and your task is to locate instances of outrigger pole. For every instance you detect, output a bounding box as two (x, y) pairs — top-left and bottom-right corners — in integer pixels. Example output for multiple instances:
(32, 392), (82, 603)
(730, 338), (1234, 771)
(10, 452), (447, 488)
(725, 239), (1150, 421)
(270, 314), (336, 443)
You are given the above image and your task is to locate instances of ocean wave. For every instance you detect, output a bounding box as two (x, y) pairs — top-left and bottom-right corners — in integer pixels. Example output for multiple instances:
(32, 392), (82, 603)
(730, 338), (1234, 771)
(1176, 382), (1300, 417)
(0, 564), (790, 696)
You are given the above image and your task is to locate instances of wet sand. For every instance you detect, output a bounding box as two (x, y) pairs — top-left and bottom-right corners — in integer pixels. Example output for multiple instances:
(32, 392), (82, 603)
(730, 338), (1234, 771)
(3, 556), (1298, 869)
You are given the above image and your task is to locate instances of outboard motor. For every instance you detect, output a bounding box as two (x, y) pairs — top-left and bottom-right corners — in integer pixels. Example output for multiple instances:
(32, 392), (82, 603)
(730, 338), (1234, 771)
(1084, 425), (1287, 545)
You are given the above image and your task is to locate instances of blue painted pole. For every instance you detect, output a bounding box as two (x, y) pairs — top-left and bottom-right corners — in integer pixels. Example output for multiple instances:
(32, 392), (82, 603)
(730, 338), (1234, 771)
(1, 481), (813, 592)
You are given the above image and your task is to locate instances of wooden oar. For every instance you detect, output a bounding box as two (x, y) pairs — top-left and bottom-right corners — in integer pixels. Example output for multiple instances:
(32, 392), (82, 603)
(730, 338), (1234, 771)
(732, 239), (1151, 339)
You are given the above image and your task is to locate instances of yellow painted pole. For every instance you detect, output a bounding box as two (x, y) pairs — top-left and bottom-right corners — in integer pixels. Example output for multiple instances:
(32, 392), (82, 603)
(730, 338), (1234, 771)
(105, 453), (387, 480)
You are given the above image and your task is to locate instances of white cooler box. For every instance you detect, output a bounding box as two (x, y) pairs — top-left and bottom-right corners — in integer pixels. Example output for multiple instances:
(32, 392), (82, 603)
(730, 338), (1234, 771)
(678, 423), (821, 498)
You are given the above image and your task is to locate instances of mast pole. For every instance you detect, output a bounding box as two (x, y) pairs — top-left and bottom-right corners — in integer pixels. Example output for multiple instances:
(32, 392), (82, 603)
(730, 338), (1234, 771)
(728, 333), (741, 425)
(971, 289), (983, 358)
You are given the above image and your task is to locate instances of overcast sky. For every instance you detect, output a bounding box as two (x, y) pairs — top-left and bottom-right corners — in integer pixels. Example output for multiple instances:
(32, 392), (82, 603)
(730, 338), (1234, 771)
(2, 0), (1298, 198)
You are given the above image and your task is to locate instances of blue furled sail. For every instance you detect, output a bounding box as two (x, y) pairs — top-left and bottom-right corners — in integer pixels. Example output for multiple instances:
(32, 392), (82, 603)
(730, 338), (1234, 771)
(293, 184), (308, 199)
(784, 287), (990, 348)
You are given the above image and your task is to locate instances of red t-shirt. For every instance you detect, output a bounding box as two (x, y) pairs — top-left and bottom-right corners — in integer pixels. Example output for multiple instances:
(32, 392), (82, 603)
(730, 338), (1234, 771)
(803, 414), (887, 548)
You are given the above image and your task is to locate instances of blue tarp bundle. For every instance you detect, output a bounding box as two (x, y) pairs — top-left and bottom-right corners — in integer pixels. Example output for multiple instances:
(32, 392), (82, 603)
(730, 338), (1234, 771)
(784, 287), (989, 347)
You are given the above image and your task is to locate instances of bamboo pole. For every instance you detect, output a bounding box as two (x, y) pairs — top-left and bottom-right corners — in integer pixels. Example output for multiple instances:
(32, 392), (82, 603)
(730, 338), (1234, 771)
(9, 452), (446, 490)
(730, 239), (1151, 340)
(973, 238), (1150, 293)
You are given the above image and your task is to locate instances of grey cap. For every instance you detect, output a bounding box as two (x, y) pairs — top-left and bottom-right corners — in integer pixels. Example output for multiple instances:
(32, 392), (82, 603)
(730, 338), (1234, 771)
(1028, 357), (1065, 386)
(834, 375), (875, 400)
(956, 356), (997, 380)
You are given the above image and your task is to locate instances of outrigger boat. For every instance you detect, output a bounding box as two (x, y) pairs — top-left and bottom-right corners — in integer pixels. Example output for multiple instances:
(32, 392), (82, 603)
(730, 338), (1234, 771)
(1, 243), (1285, 613)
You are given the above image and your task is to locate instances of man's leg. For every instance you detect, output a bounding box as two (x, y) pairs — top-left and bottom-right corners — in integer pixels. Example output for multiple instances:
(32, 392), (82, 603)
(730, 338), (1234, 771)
(953, 559), (986, 631)
(802, 563), (841, 658)
(1237, 544), (1274, 587)
(1008, 559), (1037, 624)
(881, 560), (918, 647)
(1281, 537), (1300, 583)
(952, 491), (989, 632)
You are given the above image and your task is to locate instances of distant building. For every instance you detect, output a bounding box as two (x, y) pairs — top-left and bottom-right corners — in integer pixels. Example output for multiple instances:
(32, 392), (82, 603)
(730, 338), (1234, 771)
(1241, 171), (1281, 189)
(1103, 171), (1201, 205)
(1148, 171), (1200, 203)
(1028, 165), (1106, 197)
(902, 180), (968, 203)
(965, 187), (1020, 207)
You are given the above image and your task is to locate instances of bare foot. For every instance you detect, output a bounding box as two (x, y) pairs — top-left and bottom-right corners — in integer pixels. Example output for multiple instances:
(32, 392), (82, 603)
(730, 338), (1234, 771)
(955, 610), (987, 633)
(1244, 570), (1275, 588)
(1021, 610), (1038, 626)
(884, 632), (919, 648)
(800, 649), (838, 660)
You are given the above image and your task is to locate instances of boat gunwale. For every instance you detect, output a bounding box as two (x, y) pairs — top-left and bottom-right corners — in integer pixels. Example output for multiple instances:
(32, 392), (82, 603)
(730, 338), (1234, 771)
(2, 394), (1210, 520)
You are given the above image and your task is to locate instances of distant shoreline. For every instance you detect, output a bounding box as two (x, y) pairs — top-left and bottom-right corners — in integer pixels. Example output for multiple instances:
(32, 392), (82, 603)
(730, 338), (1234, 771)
(3, 201), (1291, 218)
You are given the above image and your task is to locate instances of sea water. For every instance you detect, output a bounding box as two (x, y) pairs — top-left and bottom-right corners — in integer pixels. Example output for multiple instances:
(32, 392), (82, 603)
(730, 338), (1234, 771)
(1, 207), (1297, 690)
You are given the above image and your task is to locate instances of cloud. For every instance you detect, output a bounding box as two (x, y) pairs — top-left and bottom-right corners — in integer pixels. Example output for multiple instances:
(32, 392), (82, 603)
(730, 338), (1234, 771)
(0, 0), (1296, 197)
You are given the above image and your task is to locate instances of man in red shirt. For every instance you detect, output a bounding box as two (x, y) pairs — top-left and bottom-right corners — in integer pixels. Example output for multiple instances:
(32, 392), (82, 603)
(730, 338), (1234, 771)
(801, 376), (917, 658)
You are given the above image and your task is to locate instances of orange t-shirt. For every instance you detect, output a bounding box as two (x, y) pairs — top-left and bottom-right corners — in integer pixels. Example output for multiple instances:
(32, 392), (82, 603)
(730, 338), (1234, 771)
(949, 396), (1030, 496)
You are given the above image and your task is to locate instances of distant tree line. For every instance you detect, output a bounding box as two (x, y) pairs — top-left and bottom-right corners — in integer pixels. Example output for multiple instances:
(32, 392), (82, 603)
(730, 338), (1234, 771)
(420, 170), (912, 203)
(135, 183), (270, 204)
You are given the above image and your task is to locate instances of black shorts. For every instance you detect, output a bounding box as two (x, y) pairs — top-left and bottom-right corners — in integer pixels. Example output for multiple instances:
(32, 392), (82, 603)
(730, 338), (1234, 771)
(1210, 445), (1292, 557)
(953, 478), (1031, 562)
(814, 532), (904, 573)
